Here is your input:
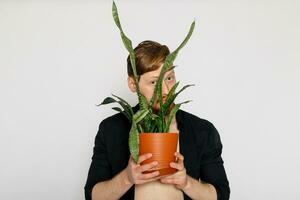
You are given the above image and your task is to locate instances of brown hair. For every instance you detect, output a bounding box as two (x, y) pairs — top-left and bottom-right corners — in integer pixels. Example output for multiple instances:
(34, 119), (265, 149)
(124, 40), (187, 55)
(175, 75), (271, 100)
(127, 40), (171, 80)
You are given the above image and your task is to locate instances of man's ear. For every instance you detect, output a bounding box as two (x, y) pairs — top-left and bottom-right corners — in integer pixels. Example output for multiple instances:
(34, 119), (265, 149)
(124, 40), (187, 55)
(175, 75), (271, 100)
(127, 76), (136, 93)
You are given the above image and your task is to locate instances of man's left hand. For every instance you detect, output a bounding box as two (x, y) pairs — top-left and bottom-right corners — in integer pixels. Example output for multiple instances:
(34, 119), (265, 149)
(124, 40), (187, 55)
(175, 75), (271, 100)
(159, 152), (190, 190)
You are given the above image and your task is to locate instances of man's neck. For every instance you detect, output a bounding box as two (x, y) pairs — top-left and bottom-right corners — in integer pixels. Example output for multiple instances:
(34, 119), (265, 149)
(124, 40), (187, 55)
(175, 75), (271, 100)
(165, 116), (179, 133)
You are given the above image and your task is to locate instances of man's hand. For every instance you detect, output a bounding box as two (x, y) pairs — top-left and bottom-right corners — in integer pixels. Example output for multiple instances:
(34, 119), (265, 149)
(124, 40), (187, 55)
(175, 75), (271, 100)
(125, 153), (161, 185)
(159, 152), (190, 190)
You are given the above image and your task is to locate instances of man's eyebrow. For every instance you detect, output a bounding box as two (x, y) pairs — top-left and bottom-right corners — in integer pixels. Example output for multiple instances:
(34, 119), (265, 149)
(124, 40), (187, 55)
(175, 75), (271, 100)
(150, 69), (175, 78)
(151, 70), (175, 78)
(167, 70), (175, 75)
(165, 70), (175, 76)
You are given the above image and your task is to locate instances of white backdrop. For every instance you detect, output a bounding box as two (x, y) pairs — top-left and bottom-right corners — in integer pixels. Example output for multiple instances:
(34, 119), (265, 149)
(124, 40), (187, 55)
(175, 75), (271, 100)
(1, 0), (299, 199)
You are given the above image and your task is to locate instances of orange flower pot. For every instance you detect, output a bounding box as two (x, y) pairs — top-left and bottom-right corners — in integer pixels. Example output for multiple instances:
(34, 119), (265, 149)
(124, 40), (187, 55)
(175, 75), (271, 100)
(139, 133), (178, 176)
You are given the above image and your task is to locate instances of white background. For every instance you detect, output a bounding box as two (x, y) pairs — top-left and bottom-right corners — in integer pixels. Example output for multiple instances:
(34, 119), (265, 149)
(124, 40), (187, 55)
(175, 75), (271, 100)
(1, 0), (299, 199)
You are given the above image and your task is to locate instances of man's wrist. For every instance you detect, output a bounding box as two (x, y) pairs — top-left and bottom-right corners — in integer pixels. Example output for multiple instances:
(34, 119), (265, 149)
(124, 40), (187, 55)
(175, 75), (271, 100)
(121, 168), (133, 187)
(182, 175), (192, 192)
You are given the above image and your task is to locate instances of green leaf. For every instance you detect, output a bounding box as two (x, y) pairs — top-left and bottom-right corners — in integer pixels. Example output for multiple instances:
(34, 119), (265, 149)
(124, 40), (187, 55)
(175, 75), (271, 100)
(112, 1), (146, 109)
(149, 20), (195, 108)
(111, 94), (132, 109)
(138, 124), (144, 133)
(112, 2), (138, 82)
(162, 83), (194, 115)
(112, 1), (196, 136)
(96, 97), (116, 106)
(174, 20), (195, 52)
(175, 84), (195, 96)
(162, 81), (180, 114)
(128, 122), (139, 162)
(156, 117), (163, 133)
(151, 113), (159, 120)
(139, 93), (149, 110)
(164, 100), (192, 132)
(112, 107), (122, 112)
(164, 104), (180, 133)
(168, 65), (177, 71)
(133, 109), (149, 124)
(150, 123), (158, 133)
(112, 2), (132, 51)
(112, 93), (134, 116)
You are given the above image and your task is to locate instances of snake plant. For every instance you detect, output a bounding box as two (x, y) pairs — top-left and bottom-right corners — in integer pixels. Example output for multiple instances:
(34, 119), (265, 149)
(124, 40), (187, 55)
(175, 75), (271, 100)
(97, 1), (195, 162)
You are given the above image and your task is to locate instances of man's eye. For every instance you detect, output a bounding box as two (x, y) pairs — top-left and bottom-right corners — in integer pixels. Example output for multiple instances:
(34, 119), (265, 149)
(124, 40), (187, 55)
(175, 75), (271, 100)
(151, 81), (156, 85)
(167, 76), (173, 81)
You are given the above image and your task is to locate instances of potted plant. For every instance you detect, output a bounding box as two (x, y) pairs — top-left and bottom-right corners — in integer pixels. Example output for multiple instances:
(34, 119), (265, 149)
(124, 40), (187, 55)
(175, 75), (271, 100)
(98, 1), (195, 176)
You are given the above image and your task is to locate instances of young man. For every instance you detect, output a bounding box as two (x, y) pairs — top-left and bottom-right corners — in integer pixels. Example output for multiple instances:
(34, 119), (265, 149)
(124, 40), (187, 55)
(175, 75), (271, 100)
(85, 40), (230, 200)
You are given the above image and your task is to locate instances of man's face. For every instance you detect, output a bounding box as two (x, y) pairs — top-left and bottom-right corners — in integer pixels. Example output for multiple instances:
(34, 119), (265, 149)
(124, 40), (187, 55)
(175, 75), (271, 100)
(137, 63), (176, 111)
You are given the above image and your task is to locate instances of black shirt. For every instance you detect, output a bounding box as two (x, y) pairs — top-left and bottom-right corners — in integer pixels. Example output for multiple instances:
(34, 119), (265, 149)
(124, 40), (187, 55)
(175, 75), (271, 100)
(85, 104), (230, 200)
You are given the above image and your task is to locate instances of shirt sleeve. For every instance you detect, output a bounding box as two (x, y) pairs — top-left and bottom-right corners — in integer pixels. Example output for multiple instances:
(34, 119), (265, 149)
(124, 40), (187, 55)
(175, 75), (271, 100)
(200, 123), (230, 200)
(84, 120), (112, 200)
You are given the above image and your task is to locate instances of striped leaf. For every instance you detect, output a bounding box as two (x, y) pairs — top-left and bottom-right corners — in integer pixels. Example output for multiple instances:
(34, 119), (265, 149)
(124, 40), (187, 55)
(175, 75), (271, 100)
(175, 84), (195, 97)
(162, 81), (180, 115)
(149, 20), (195, 109)
(162, 83), (194, 116)
(164, 100), (192, 132)
(112, 1), (148, 110)
(133, 109), (149, 124)
(128, 122), (139, 162)
(112, 93), (134, 117)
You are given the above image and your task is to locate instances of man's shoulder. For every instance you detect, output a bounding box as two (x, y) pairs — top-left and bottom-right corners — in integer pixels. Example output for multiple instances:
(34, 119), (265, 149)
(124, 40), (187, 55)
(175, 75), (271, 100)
(178, 109), (214, 130)
(179, 109), (222, 146)
(95, 112), (131, 143)
(98, 111), (130, 130)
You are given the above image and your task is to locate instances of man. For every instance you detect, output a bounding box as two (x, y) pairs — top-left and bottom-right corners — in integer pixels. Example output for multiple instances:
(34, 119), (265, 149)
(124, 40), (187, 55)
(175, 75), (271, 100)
(85, 40), (230, 200)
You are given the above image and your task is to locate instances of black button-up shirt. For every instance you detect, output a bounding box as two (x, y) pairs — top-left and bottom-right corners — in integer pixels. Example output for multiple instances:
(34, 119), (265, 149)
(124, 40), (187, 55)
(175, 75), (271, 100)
(85, 104), (230, 199)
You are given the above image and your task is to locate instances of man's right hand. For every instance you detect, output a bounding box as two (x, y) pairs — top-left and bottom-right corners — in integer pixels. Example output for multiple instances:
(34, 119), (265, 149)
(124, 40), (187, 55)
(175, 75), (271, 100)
(125, 153), (160, 185)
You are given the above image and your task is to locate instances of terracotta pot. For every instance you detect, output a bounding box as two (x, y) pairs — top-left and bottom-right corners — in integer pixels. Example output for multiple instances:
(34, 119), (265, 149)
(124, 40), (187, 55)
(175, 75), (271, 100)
(139, 133), (178, 176)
